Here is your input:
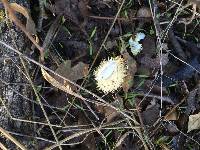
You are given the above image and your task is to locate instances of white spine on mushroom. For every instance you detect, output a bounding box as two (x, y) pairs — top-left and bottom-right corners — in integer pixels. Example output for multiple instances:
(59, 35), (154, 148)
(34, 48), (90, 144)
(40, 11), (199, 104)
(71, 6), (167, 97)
(94, 57), (126, 93)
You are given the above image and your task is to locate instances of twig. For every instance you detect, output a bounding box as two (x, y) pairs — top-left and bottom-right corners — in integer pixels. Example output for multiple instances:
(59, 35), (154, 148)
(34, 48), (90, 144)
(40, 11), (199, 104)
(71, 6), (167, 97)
(137, 91), (174, 104)
(179, 2), (197, 25)
(89, 15), (151, 22)
(45, 128), (97, 150)
(0, 127), (27, 150)
(164, 98), (185, 120)
(135, 101), (145, 130)
(149, 0), (164, 117)
(0, 142), (7, 150)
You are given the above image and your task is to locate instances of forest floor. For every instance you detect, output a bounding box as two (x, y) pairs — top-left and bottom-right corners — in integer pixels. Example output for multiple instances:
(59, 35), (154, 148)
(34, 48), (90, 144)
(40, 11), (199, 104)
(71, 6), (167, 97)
(0, 0), (200, 149)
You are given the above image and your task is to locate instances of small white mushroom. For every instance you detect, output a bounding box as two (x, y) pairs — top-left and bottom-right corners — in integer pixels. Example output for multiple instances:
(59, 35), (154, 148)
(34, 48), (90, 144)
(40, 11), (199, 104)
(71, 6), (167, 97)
(94, 57), (126, 93)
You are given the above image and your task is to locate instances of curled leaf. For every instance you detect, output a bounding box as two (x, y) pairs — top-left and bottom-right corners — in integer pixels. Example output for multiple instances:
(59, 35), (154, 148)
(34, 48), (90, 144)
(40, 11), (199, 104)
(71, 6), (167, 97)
(41, 68), (73, 95)
(9, 3), (36, 34)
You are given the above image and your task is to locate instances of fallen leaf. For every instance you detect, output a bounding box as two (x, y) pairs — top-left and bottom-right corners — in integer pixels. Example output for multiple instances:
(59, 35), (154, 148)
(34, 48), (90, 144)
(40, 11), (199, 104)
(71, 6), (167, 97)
(41, 61), (89, 97)
(69, 62), (89, 80)
(141, 103), (160, 125)
(10, 3), (29, 18)
(41, 68), (73, 95)
(142, 36), (156, 55)
(55, 60), (89, 91)
(165, 110), (178, 121)
(10, 3), (36, 35)
(188, 111), (200, 132)
(122, 51), (137, 92)
(164, 123), (179, 135)
(96, 95), (123, 123)
(44, 90), (68, 108)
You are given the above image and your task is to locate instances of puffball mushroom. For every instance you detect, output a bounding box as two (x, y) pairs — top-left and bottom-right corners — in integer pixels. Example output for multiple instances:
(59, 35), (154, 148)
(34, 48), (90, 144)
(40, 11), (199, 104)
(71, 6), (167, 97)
(94, 57), (126, 93)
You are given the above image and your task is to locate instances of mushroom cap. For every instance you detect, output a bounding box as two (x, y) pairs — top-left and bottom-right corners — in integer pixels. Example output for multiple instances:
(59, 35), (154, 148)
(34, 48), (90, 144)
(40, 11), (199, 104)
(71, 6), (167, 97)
(94, 57), (126, 93)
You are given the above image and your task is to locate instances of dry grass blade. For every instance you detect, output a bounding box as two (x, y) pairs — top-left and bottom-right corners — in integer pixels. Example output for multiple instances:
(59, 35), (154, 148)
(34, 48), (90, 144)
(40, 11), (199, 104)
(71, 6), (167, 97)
(115, 131), (133, 148)
(45, 128), (97, 150)
(0, 127), (27, 150)
(19, 58), (62, 150)
(0, 142), (8, 150)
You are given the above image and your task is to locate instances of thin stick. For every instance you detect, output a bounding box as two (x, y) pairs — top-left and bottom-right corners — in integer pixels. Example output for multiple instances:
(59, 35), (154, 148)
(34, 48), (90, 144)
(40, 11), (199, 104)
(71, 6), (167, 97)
(0, 142), (8, 150)
(0, 127), (27, 150)
(89, 15), (151, 22)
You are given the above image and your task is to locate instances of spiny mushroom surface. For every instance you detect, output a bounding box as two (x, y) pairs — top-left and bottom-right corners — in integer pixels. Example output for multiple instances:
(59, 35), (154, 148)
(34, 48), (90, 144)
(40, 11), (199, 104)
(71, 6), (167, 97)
(94, 57), (126, 93)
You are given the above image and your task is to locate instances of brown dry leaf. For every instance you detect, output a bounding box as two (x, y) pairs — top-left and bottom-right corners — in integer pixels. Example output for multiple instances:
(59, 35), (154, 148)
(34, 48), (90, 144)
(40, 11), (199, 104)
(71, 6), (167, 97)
(55, 60), (89, 90)
(96, 95), (123, 123)
(188, 111), (200, 132)
(115, 132), (139, 150)
(41, 68), (74, 95)
(122, 51), (137, 92)
(41, 61), (88, 97)
(9, 3), (36, 34)
(142, 36), (156, 55)
(70, 62), (89, 80)
(165, 110), (178, 121)
(10, 3), (29, 18)
(141, 103), (160, 125)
